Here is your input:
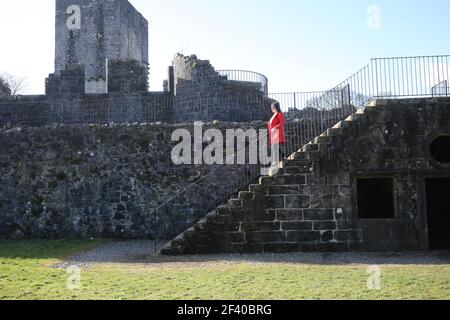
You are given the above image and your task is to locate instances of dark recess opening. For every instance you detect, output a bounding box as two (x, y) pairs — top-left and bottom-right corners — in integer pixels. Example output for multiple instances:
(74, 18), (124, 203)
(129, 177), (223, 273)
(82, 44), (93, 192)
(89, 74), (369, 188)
(426, 178), (450, 250)
(430, 135), (450, 164)
(357, 178), (395, 219)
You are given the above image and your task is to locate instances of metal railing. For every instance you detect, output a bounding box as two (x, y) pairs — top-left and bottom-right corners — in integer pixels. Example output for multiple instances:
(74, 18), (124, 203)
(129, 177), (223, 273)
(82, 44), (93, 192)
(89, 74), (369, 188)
(269, 91), (333, 113)
(0, 94), (173, 128)
(0, 92), (268, 128)
(270, 87), (352, 118)
(367, 55), (449, 99)
(273, 55), (450, 120)
(217, 70), (269, 97)
(432, 80), (449, 97)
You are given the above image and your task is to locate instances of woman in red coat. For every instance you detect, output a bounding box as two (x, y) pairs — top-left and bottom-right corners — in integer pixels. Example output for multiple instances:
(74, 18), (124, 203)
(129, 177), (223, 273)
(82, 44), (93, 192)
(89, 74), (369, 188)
(268, 102), (287, 164)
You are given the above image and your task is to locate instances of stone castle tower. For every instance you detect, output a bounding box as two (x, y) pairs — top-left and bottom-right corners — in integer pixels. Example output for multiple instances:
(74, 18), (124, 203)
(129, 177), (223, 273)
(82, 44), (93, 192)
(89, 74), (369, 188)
(54, 0), (149, 93)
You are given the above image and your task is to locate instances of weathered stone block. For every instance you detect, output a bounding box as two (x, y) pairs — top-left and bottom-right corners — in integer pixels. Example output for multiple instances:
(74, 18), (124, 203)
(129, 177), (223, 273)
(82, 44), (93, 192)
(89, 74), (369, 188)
(334, 230), (363, 242)
(247, 231), (286, 243)
(263, 243), (300, 253)
(242, 222), (280, 232)
(291, 152), (309, 160)
(239, 191), (254, 201)
(281, 221), (313, 231)
(229, 208), (246, 221)
(285, 195), (310, 209)
(246, 210), (276, 222)
(276, 209), (303, 221)
(263, 196), (284, 209)
(283, 160), (311, 168)
(272, 175), (306, 185)
(317, 242), (350, 252)
(283, 166), (312, 175)
(216, 206), (230, 216)
(336, 219), (353, 230)
(320, 230), (334, 242)
(313, 221), (337, 231)
(322, 195), (350, 208)
(227, 232), (246, 243)
(249, 184), (267, 195)
(207, 223), (241, 233)
(303, 209), (334, 220)
(228, 199), (242, 208)
(286, 231), (321, 242)
(299, 242), (319, 252)
(310, 195), (323, 209)
(267, 185), (299, 195)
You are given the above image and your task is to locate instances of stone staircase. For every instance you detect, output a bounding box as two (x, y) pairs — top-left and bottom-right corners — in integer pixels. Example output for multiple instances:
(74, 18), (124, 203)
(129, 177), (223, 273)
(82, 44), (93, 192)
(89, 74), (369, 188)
(159, 105), (375, 255)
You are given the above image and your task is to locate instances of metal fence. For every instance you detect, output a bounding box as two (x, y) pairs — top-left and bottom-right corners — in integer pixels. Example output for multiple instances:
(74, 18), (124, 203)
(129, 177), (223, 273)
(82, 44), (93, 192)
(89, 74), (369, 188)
(272, 55), (450, 119)
(432, 80), (449, 97)
(217, 70), (269, 97)
(0, 94), (174, 128)
(270, 87), (352, 116)
(0, 91), (269, 128)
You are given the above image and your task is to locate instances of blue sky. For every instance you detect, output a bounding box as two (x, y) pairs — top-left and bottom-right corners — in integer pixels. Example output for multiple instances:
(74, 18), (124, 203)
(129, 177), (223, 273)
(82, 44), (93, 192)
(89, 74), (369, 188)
(0, 0), (449, 94)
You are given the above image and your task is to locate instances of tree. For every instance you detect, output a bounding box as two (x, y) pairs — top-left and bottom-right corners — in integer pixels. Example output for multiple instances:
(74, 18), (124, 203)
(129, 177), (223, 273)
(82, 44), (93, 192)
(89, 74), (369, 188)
(0, 73), (28, 96)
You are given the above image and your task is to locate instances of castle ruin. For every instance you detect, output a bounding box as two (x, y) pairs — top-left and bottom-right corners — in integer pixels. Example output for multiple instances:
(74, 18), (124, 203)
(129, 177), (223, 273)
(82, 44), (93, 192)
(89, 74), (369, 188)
(0, 0), (449, 253)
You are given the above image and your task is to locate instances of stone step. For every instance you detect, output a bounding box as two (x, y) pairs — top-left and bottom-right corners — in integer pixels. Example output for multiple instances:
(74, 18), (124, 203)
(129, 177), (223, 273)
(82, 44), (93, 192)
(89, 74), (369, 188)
(361, 105), (376, 115)
(159, 247), (184, 256)
(290, 151), (309, 160)
(281, 160), (312, 168)
(280, 165), (313, 175)
(169, 238), (185, 247)
(216, 205), (230, 216)
(355, 107), (366, 114)
(366, 99), (377, 107)
(344, 113), (366, 122)
(326, 127), (342, 136)
(302, 143), (319, 152)
(228, 199), (242, 208)
(313, 136), (332, 144)
(332, 120), (351, 129)
(260, 175), (306, 186)
(194, 223), (206, 232)
(249, 184), (266, 194)
(307, 150), (322, 161)
(238, 191), (254, 201)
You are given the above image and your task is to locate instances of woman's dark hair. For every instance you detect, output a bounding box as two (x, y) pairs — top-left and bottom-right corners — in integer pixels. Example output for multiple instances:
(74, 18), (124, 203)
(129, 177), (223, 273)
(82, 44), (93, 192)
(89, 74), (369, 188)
(272, 102), (282, 113)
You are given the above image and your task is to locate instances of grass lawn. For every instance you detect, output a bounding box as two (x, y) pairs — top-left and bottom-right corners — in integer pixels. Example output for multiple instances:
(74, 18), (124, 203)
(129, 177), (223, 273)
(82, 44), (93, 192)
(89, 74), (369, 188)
(0, 240), (448, 300)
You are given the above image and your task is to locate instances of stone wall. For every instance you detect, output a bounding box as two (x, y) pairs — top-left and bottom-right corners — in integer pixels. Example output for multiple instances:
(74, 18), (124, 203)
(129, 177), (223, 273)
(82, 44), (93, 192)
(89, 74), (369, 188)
(108, 60), (148, 93)
(0, 121), (263, 239)
(46, 64), (86, 98)
(47, 58), (149, 97)
(161, 98), (450, 254)
(172, 54), (271, 122)
(55, 0), (148, 88)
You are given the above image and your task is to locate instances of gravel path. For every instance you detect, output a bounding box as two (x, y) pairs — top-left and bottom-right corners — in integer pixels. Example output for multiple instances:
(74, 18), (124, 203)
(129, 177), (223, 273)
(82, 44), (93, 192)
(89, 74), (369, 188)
(54, 240), (168, 269)
(54, 240), (450, 269)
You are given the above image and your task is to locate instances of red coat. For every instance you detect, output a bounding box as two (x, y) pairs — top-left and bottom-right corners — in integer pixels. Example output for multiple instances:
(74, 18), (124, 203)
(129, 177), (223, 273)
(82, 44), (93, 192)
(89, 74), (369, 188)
(268, 112), (287, 145)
